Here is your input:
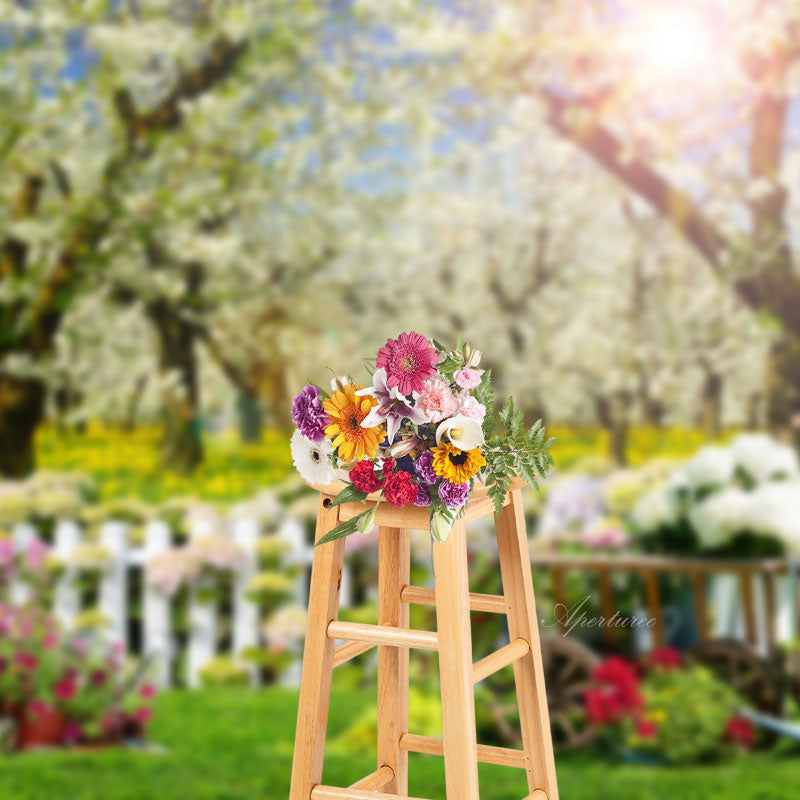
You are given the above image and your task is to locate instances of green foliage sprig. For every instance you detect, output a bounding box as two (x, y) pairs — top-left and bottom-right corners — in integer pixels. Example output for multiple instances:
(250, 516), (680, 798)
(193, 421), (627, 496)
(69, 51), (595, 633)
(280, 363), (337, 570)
(481, 396), (556, 515)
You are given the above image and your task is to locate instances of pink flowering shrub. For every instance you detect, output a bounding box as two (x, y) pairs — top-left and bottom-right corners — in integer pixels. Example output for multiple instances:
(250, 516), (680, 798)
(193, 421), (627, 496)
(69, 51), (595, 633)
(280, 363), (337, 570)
(0, 603), (156, 748)
(146, 534), (245, 597)
(0, 537), (60, 609)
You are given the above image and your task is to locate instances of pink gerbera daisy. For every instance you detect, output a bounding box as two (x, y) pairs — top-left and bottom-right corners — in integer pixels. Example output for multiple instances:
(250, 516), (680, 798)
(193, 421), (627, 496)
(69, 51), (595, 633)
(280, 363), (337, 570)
(376, 332), (438, 395)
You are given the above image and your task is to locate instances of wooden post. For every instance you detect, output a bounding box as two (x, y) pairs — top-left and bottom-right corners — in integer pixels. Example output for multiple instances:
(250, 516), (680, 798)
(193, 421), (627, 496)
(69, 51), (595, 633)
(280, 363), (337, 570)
(597, 568), (615, 646)
(643, 569), (664, 649)
(289, 495), (346, 800)
(551, 566), (567, 635)
(187, 517), (217, 688)
(377, 527), (411, 795)
(99, 521), (128, 652)
(232, 517), (260, 685)
(10, 523), (36, 605)
(433, 519), (480, 800)
(739, 568), (757, 647)
(52, 520), (81, 630)
(143, 519), (173, 687)
(763, 572), (777, 651)
(496, 490), (559, 800)
(691, 571), (709, 644)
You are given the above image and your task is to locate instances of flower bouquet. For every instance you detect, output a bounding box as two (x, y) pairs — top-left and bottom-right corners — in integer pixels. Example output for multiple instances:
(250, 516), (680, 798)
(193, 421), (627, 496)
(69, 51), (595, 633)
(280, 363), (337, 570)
(290, 332), (556, 545)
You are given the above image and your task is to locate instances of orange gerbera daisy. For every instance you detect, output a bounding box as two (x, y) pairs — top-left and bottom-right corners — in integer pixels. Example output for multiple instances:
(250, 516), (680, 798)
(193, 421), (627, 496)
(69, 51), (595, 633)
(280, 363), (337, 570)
(323, 384), (384, 462)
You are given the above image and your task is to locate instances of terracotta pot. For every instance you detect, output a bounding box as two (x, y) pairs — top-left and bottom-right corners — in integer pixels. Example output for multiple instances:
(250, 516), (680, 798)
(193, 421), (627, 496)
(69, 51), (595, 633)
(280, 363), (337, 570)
(16, 704), (66, 750)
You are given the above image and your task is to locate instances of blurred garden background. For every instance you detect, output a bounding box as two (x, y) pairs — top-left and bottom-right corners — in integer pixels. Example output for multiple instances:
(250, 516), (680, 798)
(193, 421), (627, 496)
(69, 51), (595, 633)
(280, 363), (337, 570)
(3, 2), (800, 798)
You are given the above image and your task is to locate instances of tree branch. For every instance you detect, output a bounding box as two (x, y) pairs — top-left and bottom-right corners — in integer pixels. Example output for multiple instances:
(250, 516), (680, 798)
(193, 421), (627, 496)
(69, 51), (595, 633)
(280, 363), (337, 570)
(22, 34), (249, 355)
(114, 35), (248, 151)
(1, 174), (44, 279)
(542, 87), (729, 272)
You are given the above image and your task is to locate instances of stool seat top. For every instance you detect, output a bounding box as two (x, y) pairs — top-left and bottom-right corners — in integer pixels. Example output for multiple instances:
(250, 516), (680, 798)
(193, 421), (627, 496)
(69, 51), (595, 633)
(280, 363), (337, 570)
(304, 476), (526, 529)
(304, 475), (526, 501)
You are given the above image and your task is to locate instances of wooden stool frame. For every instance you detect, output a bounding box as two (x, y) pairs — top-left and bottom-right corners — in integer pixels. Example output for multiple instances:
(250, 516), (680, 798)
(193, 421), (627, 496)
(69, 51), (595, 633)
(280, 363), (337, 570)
(289, 479), (558, 800)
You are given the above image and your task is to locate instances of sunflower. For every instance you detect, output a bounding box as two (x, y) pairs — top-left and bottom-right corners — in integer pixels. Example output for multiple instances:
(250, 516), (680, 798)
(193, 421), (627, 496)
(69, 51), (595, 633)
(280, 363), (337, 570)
(323, 384), (384, 462)
(431, 442), (486, 484)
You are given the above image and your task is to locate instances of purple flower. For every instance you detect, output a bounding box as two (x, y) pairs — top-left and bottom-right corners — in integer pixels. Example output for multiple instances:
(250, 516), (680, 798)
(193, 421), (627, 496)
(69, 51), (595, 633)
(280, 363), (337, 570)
(291, 385), (329, 442)
(414, 450), (437, 485)
(414, 485), (432, 507)
(356, 368), (427, 443)
(438, 479), (470, 509)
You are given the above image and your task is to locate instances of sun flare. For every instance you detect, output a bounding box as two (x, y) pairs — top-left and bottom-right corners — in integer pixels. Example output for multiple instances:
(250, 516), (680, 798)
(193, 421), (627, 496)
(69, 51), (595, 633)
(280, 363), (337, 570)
(631, 9), (715, 79)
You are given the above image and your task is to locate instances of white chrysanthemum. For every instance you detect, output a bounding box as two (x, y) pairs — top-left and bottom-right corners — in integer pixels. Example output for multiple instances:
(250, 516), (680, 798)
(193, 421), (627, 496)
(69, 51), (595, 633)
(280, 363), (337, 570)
(679, 446), (735, 490)
(731, 433), (799, 485)
(291, 429), (336, 485)
(630, 489), (680, 532)
(688, 488), (752, 549)
(746, 482), (800, 553)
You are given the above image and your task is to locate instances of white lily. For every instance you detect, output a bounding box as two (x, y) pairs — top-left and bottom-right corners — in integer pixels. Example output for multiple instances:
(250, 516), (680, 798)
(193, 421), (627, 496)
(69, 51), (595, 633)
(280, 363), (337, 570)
(435, 415), (484, 450)
(431, 512), (452, 544)
(356, 367), (427, 443)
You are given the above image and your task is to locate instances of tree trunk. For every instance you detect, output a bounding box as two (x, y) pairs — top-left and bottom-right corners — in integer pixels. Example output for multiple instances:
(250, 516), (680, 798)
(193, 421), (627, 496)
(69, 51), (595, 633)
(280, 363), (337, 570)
(262, 359), (293, 432)
(0, 374), (46, 478)
(638, 374), (664, 428)
(236, 389), (263, 443)
(765, 332), (800, 451)
(594, 393), (629, 467)
(148, 302), (203, 473)
(699, 369), (723, 438)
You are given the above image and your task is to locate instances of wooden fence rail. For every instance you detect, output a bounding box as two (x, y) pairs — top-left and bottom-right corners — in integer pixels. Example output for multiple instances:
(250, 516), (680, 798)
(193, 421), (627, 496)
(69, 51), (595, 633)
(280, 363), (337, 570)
(531, 553), (800, 653)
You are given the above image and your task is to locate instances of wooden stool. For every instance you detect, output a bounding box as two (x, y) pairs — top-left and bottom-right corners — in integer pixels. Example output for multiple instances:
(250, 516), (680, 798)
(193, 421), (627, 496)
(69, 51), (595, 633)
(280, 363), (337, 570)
(289, 478), (558, 800)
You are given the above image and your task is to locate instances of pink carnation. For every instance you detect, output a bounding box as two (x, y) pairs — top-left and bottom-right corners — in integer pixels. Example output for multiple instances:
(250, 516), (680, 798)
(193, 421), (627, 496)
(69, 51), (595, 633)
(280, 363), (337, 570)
(454, 368), (482, 389)
(457, 391), (486, 423)
(416, 377), (458, 423)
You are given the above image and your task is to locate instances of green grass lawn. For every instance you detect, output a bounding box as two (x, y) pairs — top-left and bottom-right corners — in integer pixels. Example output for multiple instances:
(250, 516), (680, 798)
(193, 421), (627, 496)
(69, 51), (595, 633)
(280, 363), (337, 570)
(1, 688), (798, 800)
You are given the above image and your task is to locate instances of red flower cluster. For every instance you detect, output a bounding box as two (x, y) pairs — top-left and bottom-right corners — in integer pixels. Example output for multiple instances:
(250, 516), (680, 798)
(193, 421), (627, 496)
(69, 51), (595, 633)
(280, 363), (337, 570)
(646, 647), (682, 671)
(635, 719), (658, 739)
(583, 657), (642, 726)
(384, 470), (417, 509)
(723, 715), (755, 748)
(349, 459), (383, 493)
(349, 458), (418, 509)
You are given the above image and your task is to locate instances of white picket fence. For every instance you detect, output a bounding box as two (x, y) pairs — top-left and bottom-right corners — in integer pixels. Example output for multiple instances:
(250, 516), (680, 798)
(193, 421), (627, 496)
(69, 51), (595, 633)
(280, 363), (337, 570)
(8, 512), (355, 688)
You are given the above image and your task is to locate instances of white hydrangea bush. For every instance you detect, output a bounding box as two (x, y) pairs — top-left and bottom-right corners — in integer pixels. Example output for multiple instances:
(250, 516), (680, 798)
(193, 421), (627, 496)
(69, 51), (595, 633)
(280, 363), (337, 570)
(631, 433), (800, 554)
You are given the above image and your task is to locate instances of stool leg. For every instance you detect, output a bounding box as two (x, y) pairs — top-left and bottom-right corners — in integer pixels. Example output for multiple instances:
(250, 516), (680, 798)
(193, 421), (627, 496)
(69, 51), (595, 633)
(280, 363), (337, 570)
(289, 495), (346, 800)
(495, 489), (559, 800)
(433, 519), (480, 800)
(377, 526), (411, 794)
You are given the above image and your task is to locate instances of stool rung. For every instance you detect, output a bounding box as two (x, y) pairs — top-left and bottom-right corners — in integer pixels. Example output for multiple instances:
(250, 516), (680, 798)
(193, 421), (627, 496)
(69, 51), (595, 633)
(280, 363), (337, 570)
(327, 620), (438, 651)
(332, 640), (375, 668)
(400, 584), (507, 614)
(472, 637), (530, 684)
(311, 787), (430, 800)
(349, 765), (394, 790)
(399, 733), (527, 769)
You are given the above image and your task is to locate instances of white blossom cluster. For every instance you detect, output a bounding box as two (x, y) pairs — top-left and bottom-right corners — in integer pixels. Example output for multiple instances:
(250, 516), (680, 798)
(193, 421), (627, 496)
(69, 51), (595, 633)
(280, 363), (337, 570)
(632, 434), (800, 552)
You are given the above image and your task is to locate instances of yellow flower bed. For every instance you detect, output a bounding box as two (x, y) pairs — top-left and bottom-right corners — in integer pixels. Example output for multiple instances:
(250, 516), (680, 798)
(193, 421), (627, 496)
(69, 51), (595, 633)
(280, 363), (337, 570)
(33, 422), (731, 504)
(35, 424), (292, 504)
(548, 425), (735, 470)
